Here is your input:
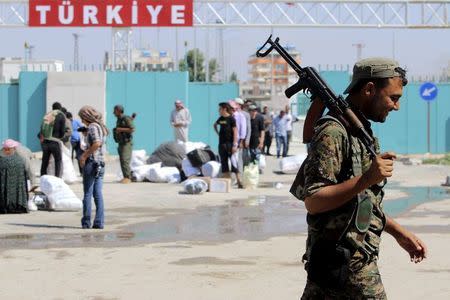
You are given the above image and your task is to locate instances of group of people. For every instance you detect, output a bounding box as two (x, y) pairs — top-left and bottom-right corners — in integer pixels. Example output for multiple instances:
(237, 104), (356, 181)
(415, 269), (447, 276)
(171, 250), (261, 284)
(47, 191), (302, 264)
(0, 103), (108, 230)
(262, 105), (298, 158)
(38, 103), (108, 229)
(214, 98), (281, 188)
(0, 56), (429, 298)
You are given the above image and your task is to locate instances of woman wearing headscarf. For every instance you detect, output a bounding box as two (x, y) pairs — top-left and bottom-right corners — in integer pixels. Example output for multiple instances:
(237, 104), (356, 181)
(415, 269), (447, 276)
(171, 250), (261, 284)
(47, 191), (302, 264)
(0, 139), (28, 214)
(78, 106), (108, 229)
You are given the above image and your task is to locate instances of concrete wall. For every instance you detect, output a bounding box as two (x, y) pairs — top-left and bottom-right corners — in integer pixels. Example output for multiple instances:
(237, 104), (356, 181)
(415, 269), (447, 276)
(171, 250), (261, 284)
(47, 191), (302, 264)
(46, 72), (106, 121)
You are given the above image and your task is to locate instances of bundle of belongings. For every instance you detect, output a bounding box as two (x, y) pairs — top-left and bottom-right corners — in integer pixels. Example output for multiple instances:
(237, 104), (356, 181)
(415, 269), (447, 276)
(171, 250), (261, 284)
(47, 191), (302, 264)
(117, 148), (181, 184)
(27, 175), (82, 211)
(181, 145), (221, 179)
(125, 142), (221, 185)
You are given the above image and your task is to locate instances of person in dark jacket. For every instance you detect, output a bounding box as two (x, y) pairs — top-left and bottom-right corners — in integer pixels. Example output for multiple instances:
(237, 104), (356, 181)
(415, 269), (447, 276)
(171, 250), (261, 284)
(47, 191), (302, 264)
(39, 102), (66, 178)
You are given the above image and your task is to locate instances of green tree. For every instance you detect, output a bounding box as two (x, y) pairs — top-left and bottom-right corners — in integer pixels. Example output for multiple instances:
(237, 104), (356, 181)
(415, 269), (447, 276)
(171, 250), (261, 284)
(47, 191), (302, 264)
(229, 72), (238, 82)
(208, 58), (218, 82)
(178, 48), (205, 82)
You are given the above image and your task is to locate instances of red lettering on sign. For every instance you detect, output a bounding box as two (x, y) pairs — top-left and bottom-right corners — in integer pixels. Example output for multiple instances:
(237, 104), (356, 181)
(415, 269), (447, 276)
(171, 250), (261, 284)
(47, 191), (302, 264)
(29, 0), (193, 27)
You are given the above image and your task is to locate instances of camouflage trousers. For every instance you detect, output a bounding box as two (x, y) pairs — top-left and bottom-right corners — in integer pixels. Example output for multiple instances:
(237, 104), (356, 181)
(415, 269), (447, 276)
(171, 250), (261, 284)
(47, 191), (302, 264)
(118, 142), (132, 179)
(301, 258), (387, 300)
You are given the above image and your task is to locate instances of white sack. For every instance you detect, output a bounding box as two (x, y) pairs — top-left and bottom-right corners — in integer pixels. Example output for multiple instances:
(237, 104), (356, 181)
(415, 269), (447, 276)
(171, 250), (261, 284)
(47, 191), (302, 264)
(148, 167), (180, 183)
(40, 175), (82, 211)
(131, 163), (162, 182)
(279, 154), (307, 174)
(47, 142), (78, 184)
(130, 150), (147, 168)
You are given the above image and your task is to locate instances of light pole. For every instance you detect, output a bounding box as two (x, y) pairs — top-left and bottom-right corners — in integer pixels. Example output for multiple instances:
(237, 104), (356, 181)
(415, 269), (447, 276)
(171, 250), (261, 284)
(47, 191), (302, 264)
(184, 41), (188, 75)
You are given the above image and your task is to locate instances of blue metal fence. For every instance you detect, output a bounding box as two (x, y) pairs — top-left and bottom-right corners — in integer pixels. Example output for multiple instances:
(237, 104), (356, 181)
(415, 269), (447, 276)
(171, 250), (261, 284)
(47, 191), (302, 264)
(105, 71), (190, 154)
(1, 71), (448, 154)
(188, 82), (239, 150)
(296, 70), (449, 154)
(18, 72), (47, 151)
(0, 84), (19, 143)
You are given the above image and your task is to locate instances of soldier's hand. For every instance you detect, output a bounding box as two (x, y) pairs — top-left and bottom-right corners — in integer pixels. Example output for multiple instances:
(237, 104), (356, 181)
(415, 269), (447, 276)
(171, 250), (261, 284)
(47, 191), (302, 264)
(363, 152), (397, 186)
(395, 230), (428, 263)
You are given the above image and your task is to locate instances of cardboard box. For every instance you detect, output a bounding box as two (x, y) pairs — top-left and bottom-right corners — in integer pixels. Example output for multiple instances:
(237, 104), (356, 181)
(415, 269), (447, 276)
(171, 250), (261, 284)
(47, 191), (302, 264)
(209, 178), (231, 193)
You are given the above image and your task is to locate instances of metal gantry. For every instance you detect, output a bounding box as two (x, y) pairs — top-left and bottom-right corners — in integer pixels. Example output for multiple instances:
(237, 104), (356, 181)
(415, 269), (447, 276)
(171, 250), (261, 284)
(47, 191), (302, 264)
(193, 0), (450, 28)
(2, 0), (450, 70)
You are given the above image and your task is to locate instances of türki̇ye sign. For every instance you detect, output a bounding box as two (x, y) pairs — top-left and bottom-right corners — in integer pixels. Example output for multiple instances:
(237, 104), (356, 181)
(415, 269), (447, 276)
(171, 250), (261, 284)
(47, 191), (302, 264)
(29, 0), (193, 27)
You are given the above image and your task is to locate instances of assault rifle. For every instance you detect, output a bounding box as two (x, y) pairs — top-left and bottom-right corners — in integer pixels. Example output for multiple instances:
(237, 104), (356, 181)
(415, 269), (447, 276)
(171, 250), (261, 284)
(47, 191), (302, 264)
(256, 35), (376, 158)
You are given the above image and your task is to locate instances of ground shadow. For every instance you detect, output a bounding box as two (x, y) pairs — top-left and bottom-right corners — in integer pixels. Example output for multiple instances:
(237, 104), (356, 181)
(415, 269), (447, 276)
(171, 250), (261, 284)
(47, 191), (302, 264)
(7, 223), (80, 229)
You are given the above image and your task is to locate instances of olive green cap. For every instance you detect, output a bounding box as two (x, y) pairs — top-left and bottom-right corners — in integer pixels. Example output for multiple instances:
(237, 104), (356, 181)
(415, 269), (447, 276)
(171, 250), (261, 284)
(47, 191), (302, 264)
(344, 57), (403, 94)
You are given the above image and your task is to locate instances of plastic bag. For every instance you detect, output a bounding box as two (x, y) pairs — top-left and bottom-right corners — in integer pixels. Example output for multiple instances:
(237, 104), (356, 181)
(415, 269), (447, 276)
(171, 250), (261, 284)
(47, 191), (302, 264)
(183, 178), (208, 194)
(201, 161), (221, 178)
(28, 200), (38, 211)
(243, 163), (259, 189)
(31, 192), (49, 210)
(259, 155), (266, 169)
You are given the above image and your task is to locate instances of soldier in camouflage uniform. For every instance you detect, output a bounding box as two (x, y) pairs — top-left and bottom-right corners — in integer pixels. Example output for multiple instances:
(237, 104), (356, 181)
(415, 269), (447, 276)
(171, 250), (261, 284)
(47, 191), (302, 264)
(296, 58), (428, 299)
(113, 105), (135, 184)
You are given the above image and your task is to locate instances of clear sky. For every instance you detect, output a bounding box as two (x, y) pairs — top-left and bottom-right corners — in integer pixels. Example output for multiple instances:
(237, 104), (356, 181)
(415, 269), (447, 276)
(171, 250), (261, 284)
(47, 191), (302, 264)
(0, 26), (449, 82)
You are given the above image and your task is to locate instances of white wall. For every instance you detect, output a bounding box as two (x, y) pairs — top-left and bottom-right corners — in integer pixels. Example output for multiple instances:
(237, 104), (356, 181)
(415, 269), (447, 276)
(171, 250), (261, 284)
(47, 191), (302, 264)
(46, 72), (106, 122)
(0, 60), (64, 83)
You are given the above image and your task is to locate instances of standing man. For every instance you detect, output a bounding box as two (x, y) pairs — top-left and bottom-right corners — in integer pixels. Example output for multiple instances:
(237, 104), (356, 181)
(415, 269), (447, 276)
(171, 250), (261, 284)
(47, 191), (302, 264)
(235, 98), (251, 150)
(235, 98), (251, 170)
(299, 58), (427, 299)
(113, 105), (135, 184)
(262, 106), (273, 156)
(213, 102), (242, 188)
(272, 110), (288, 158)
(285, 105), (298, 155)
(248, 105), (265, 163)
(67, 112), (83, 173)
(170, 100), (192, 142)
(39, 102), (66, 178)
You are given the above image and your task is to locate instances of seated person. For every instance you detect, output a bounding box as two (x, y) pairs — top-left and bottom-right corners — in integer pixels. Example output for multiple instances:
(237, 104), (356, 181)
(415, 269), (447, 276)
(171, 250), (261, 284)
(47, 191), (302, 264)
(0, 139), (29, 214)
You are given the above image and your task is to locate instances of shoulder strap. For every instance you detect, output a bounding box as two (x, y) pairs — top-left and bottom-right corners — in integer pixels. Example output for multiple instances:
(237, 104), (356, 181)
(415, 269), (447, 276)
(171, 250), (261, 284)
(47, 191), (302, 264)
(317, 115), (362, 178)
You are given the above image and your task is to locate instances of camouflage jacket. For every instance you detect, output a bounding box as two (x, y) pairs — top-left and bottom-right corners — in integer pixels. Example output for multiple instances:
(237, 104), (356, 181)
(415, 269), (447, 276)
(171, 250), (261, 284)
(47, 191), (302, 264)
(114, 115), (134, 144)
(302, 115), (386, 266)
